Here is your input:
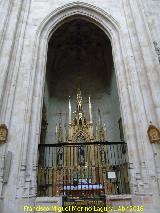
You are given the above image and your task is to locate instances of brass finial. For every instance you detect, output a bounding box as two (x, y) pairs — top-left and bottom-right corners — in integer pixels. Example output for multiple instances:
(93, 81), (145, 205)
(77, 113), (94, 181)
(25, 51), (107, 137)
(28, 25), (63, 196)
(89, 96), (93, 124)
(69, 96), (71, 124)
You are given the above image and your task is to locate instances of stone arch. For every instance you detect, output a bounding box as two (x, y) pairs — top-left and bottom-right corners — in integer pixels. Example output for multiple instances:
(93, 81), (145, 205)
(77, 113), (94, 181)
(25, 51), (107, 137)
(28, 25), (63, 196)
(24, 1), (139, 195)
(38, 1), (120, 40)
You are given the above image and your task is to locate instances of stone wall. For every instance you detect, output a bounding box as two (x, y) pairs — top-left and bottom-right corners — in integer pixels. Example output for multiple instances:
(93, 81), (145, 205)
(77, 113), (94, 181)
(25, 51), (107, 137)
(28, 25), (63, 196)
(45, 69), (121, 144)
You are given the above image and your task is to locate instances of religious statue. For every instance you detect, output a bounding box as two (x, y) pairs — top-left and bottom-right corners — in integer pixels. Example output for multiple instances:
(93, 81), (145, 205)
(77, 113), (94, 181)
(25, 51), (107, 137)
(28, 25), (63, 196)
(147, 124), (160, 143)
(77, 88), (83, 111)
(0, 124), (8, 144)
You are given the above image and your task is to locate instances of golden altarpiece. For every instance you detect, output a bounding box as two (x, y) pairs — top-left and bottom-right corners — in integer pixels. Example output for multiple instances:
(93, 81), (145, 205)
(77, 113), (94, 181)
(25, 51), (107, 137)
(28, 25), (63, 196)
(53, 89), (108, 197)
(38, 89), (129, 198)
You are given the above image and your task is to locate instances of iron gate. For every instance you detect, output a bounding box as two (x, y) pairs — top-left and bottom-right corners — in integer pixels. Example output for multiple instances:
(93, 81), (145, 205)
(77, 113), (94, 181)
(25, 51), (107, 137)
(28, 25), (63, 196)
(37, 141), (130, 200)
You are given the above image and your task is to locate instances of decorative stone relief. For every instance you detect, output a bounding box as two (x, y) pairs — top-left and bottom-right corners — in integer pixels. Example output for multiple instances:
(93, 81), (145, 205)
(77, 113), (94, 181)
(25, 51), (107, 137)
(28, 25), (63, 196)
(153, 41), (160, 63)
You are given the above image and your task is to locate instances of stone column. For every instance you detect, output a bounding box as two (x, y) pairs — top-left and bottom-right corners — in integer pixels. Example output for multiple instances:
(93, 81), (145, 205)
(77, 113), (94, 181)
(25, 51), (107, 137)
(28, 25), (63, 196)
(0, 1), (32, 213)
(121, 0), (160, 211)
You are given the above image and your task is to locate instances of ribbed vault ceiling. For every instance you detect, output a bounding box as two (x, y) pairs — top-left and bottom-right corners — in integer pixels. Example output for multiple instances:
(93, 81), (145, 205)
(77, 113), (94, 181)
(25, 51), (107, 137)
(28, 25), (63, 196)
(46, 18), (113, 98)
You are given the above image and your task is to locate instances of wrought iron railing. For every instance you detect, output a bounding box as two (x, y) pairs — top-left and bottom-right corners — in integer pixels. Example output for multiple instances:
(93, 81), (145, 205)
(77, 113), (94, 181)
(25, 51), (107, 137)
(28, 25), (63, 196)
(37, 141), (130, 197)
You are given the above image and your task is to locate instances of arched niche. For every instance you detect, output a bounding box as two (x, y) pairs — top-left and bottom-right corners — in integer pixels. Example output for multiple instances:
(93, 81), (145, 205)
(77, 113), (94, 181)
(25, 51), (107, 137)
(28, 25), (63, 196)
(44, 17), (121, 144)
(25, 2), (139, 195)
